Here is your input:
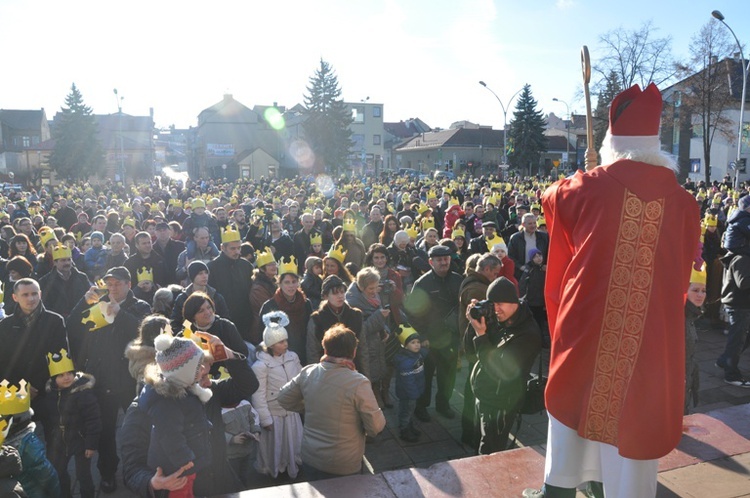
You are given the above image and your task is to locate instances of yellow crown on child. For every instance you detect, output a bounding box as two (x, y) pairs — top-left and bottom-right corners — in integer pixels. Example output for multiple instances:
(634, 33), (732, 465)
(169, 199), (183, 208)
(452, 228), (465, 240)
(255, 248), (276, 269)
(342, 218), (357, 233)
(704, 214), (718, 228)
(417, 203), (429, 215)
(278, 256), (298, 276)
(427, 191), (438, 200)
(690, 262), (707, 285)
(396, 324), (420, 346)
(221, 225), (241, 244)
(449, 196), (460, 206)
(122, 217), (136, 228)
(39, 228), (57, 248)
(191, 198), (206, 209)
(47, 349), (75, 378)
(326, 245), (347, 264)
(0, 379), (30, 416)
(405, 225), (420, 240)
(52, 243), (72, 261)
(137, 266), (154, 283)
(309, 232), (322, 246)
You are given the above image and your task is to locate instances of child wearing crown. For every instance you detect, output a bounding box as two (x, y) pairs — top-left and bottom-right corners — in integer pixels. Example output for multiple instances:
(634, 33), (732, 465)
(45, 350), (101, 498)
(393, 324), (428, 443)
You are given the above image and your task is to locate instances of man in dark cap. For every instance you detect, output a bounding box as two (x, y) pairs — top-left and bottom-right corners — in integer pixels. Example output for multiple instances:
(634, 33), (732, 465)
(468, 221), (503, 255)
(68, 266), (152, 493)
(465, 277), (541, 454)
(405, 244), (463, 421)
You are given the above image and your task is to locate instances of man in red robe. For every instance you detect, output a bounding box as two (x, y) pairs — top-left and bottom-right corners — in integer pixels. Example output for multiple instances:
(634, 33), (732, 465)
(524, 83), (700, 498)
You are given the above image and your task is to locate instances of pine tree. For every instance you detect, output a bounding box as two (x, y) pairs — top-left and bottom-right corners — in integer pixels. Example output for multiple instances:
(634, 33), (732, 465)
(302, 59), (353, 175)
(49, 84), (104, 180)
(508, 84), (547, 175)
(593, 71), (622, 153)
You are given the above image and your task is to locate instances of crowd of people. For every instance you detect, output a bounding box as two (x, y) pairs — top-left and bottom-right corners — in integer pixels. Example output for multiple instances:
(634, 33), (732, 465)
(0, 103), (743, 495)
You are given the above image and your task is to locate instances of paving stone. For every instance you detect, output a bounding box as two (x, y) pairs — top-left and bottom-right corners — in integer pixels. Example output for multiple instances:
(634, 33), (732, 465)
(657, 453), (750, 498)
(402, 438), (469, 464)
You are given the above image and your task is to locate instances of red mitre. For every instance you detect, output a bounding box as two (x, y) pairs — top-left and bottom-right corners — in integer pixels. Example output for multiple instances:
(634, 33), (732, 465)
(608, 83), (662, 137)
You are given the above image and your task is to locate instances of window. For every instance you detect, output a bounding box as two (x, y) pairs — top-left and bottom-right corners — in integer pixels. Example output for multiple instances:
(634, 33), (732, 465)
(22, 136), (30, 148)
(373, 135), (381, 145)
(373, 106), (381, 118)
(352, 134), (365, 149)
(352, 106), (365, 123)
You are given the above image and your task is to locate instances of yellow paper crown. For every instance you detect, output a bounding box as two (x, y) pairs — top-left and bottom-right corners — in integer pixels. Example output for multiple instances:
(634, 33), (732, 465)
(122, 203), (133, 213)
(47, 349), (75, 377)
(137, 266), (154, 282)
(326, 245), (347, 264)
(537, 216), (547, 227)
(449, 196), (460, 206)
(485, 234), (505, 251)
(452, 228), (465, 240)
(122, 217), (136, 228)
(0, 418), (8, 445)
(169, 198), (183, 208)
(690, 262), (707, 285)
(221, 225), (241, 244)
(216, 366), (231, 381)
(182, 321), (210, 351)
(52, 243), (72, 261)
(150, 204), (161, 213)
(40, 229), (57, 248)
(0, 379), (30, 416)
(417, 203), (429, 215)
(704, 214), (718, 227)
(397, 324), (419, 346)
(310, 232), (322, 245)
(81, 302), (111, 332)
(255, 248), (276, 268)
(191, 198), (206, 209)
(342, 218), (357, 233)
(405, 225), (420, 239)
(427, 191), (437, 200)
(278, 256), (298, 276)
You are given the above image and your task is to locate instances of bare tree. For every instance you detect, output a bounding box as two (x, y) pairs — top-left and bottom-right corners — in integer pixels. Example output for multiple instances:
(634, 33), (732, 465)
(676, 19), (737, 184)
(594, 20), (677, 92)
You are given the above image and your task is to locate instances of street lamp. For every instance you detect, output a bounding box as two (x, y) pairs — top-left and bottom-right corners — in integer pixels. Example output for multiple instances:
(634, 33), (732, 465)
(552, 97), (571, 171)
(712, 10), (749, 188)
(113, 89), (125, 184)
(479, 81), (524, 167)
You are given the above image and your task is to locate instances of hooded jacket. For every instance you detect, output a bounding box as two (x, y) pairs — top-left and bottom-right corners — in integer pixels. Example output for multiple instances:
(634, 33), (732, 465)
(45, 372), (101, 457)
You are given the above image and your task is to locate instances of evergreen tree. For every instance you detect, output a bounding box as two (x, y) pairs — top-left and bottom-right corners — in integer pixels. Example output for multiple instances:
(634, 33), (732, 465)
(508, 84), (547, 175)
(49, 84), (104, 180)
(302, 59), (353, 175)
(593, 70), (622, 153)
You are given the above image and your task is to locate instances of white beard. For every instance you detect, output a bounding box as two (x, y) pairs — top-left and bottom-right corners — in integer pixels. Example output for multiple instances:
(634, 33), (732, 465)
(599, 132), (679, 173)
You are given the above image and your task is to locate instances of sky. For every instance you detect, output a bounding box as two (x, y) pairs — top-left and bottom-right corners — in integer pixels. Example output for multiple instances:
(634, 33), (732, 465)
(2, 0), (750, 131)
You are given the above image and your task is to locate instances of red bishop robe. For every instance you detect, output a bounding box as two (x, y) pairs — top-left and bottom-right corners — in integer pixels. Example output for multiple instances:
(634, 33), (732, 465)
(542, 159), (700, 460)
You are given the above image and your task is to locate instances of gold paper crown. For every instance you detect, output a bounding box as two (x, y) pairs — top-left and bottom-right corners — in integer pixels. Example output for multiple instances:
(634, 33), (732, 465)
(537, 216), (547, 227)
(690, 262), (707, 285)
(397, 324), (419, 346)
(704, 214), (718, 227)
(278, 255), (298, 276)
(342, 218), (357, 233)
(182, 321), (210, 351)
(191, 198), (206, 209)
(416, 203), (429, 215)
(40, 229), (57, 248)
(122, 203), (133, 213)
(122, 217), (136, 228)
(427, 191), (437, 200)
(216, 366), (231, 381)
(0, 379), (30, 416)
(81, 302), (110, 332)
(137, 266), (154, 282)
(221, 225), (241, 244)
(485, 234), (505, 251)
(52, 243), (72, 261)
(255, 248), (276, 268)
(0, 418), (8, 445)
(47, 349), (75, 377)
(326, 245), (347, 264)
(452, 228), (465, 240)
(169, 198), (183, 208)
(420, 217), (435, 230)
(405, 225), (420, 239)
(449, 196), (460, 206)
(310, 232), (322, 245)
(150, 204), (161, 213)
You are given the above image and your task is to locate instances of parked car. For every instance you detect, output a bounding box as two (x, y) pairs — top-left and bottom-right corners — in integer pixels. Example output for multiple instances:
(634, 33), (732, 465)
(398, 168), (420, 178)
(433, 170), (455, 180)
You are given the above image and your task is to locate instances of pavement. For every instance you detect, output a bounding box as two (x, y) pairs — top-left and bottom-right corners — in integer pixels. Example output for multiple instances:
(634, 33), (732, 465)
(72, 317), (750, 496)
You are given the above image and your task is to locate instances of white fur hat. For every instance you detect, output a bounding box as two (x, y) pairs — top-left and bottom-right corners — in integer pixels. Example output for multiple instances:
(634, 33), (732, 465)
(261, 311), (290, 348)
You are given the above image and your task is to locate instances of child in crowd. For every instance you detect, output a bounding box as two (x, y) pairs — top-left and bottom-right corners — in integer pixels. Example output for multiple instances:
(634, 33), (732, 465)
(133, 266), (156, 304)
(139, 334), (213, 498)
(250, 311), (303, 479)
(45, 349), (101, 498)
(0, 417), (26, 498)
(685, 262), (706, 414)
(519, 248), (548, 347)
(394, 324), (428, 443)
(221, 399), (261, 487)
(309, 233), (325, 260)
(301, 257), (323, 309)
(83, 231), (107, 281)
(126, 315), (168, 395)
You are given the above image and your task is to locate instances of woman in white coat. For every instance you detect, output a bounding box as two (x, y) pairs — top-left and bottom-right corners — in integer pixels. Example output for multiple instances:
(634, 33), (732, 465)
(250, 311), (303, 479)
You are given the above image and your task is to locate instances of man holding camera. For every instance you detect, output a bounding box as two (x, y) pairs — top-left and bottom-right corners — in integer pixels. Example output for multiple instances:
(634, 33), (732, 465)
(466, 277), (542, 454)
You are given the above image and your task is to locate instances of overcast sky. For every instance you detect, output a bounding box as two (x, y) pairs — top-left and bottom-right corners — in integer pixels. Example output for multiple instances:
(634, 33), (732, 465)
(2, 0), (749, 130)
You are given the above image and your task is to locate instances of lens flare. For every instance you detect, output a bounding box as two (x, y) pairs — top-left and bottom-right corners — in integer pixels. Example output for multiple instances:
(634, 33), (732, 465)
(316, 175), (335, 197)
(263, 108), (285, 131)
(290, 139), (315, 169)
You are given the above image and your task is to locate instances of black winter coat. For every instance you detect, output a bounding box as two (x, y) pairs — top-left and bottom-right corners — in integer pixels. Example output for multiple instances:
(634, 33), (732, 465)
(170, 284), (230, 333)
(720, 252), (750, 309)
(207, 252), (253, 335)
(407, 269), (463, 350)
(45, 373), (101, 456)
(38, 267), (91, 318)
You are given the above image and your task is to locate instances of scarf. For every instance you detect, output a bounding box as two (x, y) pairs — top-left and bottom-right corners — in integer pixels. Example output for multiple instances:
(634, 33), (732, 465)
(321, 354), (357, 371)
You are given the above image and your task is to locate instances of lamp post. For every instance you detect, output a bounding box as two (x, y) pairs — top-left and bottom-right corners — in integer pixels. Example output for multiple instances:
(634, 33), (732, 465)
(479, 81), (524, 167)
(712, 10), (749, 188)
(113, 89), (125, 184)
(552, 97), (571, 171)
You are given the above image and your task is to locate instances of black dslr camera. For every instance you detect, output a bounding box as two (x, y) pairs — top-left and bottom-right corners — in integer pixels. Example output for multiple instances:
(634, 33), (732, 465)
(469, 300), (494, 321)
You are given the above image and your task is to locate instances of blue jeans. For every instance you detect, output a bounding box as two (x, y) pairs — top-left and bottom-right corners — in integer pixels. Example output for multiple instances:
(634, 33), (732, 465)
(398, 398), (415, 429)
(718, 307), (750, 379)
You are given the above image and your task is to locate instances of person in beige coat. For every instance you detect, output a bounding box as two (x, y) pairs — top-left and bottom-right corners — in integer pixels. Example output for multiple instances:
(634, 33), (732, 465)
(278, 323), (386, 480)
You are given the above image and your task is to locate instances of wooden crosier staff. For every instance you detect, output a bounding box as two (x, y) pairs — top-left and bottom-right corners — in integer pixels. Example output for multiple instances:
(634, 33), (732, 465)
(581, 45), (597, 171)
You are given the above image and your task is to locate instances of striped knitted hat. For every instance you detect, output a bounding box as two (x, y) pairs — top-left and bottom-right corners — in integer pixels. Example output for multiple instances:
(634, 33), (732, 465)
(154, 334), (204, 388)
